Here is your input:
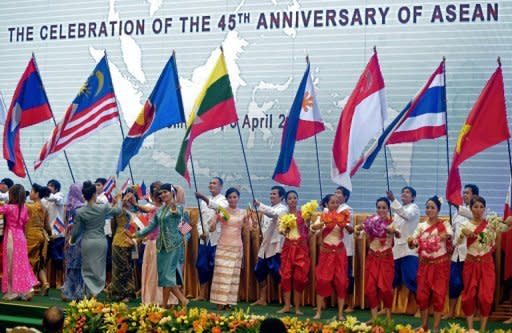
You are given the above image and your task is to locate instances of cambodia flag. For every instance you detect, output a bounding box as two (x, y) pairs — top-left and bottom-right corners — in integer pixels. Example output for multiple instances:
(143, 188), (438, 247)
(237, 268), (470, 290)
(446, 65), (510, 205)
(3, 56), (52, 177)
(272, 63), (325, 186)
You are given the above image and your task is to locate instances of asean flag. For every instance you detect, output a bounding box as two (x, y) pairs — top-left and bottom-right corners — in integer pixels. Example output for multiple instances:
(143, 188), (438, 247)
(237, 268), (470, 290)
(331, 51), (387, 191)
(446, 65), (510, 205)
(272, 63), (325, 186)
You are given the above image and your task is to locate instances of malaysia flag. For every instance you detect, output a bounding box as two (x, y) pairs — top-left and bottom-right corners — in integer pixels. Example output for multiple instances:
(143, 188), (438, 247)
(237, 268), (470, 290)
(331, 51), (387, 191)
(359, 61), (447, 170)
(272, 63), (325, 186)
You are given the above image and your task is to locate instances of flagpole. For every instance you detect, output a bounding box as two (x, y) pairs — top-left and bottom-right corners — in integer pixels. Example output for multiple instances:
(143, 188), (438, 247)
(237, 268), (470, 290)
(306, 55), (324, 200)
(104, 50), (135, 185)
(442, 57), (453, 222)
(22, 157), (33, 186)
(32, 53), (76, 183)
(189, 152), (206, 236)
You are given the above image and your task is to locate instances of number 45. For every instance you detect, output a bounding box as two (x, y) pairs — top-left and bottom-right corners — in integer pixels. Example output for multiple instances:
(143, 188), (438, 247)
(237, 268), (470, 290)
(218, 14), (237, 31)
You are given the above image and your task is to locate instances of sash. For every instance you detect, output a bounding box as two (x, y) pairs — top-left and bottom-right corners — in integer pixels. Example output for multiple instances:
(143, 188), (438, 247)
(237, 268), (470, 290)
(467, 220), (488, 248)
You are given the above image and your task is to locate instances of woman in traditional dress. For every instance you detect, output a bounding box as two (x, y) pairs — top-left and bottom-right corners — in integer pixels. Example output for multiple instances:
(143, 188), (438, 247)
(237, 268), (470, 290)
(311, 194), (353, 320)
(458, 195), (512, 332)
(407, 196), (452, 332)
(354, 197), (399, 322)
(61, 183), (85, 301)
(1, 184), (38, 301)
(25, 183), (51, 296)
(70, 181), (122, 298)
(209, 187), (252, 309)
(110, 188), (138, 301)
(129, 183), (189, 308)
(277, 190), (310, 315)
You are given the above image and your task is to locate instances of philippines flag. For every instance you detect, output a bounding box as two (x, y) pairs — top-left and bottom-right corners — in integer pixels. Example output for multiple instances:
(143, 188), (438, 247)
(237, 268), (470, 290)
(104, 176), (116, 195)
(3, 56), (53, 177)
(359, 61), (447, 169)
(272, 63), (325, 186)
(35, 55), (119, 169)
(331, 51), (387, 191)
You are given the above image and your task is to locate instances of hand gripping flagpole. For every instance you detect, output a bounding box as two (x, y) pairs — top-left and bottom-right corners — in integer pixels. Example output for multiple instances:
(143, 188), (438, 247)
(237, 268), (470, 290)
(306, 55), (324, 200)
(189, 153), (206, 237)
(374, 46), (391, 192)
(32, 53), (76, 183)
(442, 57), (453, 223)
(104, 51), (135, 185)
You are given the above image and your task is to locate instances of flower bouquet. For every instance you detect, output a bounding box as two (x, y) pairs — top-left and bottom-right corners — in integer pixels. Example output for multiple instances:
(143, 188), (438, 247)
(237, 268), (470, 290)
(301, 200), (319, 221)
(321, 210), (350, 228)
(278, 213), (300, 239)
(418, 234), (441, 255)
(363, 215), (389, 239)
(217, 206), (230, 222)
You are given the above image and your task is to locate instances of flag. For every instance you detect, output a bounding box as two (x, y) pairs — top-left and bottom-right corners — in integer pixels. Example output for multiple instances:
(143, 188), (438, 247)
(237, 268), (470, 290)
(120, 178), (130, 194)
(331, 52), (387, 191)
(140, 181), (147, 199)
(35, 55), (119, 169)
(135, 184), (143, 199)
(360, 61), (447, 169)
(52, 215), (66, 234)
(178, 220), (192, 235)
(446, 65), (510, 205)
(272, 63), (325, 186)
(3, 56), (53, 177)
(117, 55), (185, 173)
(0, 90), (7, 125)
(502, 177), (512, 280)
(175, 51), (239, 184)
(104, 176), (116, 195)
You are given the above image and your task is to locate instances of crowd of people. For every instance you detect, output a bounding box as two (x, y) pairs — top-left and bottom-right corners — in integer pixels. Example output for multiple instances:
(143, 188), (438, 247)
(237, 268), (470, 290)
(0, 175), (511, 332)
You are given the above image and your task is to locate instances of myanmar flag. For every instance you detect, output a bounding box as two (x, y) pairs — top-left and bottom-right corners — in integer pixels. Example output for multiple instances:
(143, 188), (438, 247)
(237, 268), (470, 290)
(175, 51), (238, 184)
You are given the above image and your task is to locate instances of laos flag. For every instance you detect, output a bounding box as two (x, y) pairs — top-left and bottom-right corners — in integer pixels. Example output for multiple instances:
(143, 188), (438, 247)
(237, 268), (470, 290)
(272, 63), (325, 186)
(3, 56), (52, 177)
(117, 54), (185, 174)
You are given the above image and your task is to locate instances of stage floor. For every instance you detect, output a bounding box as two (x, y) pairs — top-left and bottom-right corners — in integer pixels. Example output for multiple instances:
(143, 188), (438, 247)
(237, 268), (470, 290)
(1, 289), (511, 331)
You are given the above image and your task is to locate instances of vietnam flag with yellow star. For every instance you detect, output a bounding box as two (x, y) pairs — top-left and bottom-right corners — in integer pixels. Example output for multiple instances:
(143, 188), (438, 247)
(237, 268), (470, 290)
(446, 65), (510, 205)
(175, 50), (238, 184)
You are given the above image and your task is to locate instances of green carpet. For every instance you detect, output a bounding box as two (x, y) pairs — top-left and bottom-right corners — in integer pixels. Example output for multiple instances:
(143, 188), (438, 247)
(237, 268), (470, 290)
(1, 289), (511, 331)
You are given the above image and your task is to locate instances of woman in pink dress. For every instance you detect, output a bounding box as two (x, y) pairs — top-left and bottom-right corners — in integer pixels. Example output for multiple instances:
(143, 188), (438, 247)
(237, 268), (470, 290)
(209, 187), (252, 309)
(1, 184), (38, 301)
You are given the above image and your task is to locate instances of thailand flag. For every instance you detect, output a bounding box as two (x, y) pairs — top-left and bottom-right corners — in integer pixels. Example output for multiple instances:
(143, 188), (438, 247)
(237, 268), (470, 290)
(359, 61), (447, 170)
(331, 51), (387, 191)
(104, 176), (116, 195)
(120, 178), (130, 194)
(272, 63), (325, 186)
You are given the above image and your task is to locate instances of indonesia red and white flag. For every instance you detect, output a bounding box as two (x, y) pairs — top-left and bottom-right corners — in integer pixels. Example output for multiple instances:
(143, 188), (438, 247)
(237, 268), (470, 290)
(35, 55), (119, 169)
(331, 51), (387, 190)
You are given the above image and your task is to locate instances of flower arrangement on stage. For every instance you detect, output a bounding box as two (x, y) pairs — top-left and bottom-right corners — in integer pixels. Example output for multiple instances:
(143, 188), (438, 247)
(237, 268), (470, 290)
(363, 215), (390, 239)
(321, 210), (350, 228)
(301, 200), (319, 221)
(62, 299), (511, 332)
(279, 213), (300, 240)
(217, 206), (230, 222)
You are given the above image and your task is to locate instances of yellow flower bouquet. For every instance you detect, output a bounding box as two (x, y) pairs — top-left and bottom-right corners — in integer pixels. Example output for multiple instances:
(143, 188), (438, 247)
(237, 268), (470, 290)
(301, 200), (319, 221)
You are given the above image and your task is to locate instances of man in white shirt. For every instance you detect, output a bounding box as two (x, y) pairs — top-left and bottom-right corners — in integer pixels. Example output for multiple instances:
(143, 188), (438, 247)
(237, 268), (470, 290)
(444, 183), (478, 319)
(251, 185), (288, 306)
(335, 186), (355, 312)
(43, 179), (65, 288)
(387, 186), (420, 298)
(0, 178), (13, 202)
(194, 177), (228, 301)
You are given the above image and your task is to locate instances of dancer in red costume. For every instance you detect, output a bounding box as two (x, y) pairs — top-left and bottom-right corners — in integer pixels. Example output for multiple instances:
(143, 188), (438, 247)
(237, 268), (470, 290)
(277, 190), (311, 315)
(355, 197), (400, 322)
(311, 194), (353, 320)
(408, 195), (452, 332)
(458, 195), (512, 332)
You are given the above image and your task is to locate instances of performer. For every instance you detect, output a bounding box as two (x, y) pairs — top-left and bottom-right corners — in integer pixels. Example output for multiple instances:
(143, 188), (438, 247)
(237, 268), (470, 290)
(129, 183), (189, 308)
(25, 184), (51, 296)
(277, 190), (310, 315)
(252, 185), (288, 306)
(445, 184), (478, 319)
(458, 196), (512, 332)
(194, 177), (228, 301)
(311, 194), (353, 320)
(95, 177), (114, 287)
(408, 196), (452, 332)
(43, 179), (65, 289)
(1, 184), (38, 301)
(0, 178), (13, 278)
(61, 184), (85, 301)
(70, 181), (123, 298)
(210, 188), (252, 309)
(387, 186), (420, 308)
(355, 197), (399, 322)
(110, 189), (138, 301)
(334, 186), (355, 312)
